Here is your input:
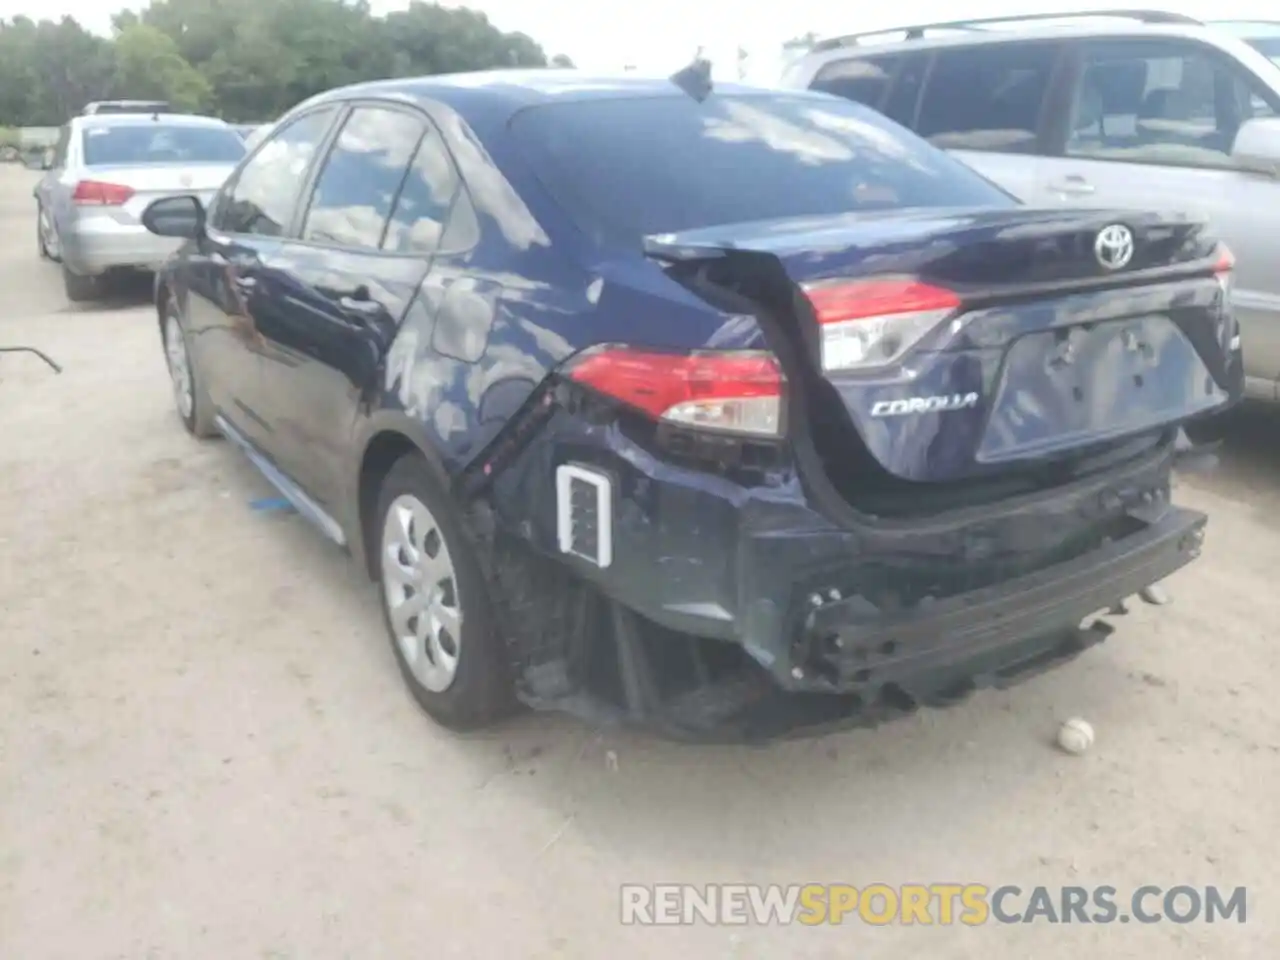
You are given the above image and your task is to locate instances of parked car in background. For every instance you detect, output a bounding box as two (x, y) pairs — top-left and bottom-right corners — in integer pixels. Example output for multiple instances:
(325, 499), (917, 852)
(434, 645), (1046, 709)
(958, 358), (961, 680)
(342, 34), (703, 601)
(34, 112), (246, 302)
(141, 70), (1238, 741)
(82, 100), (173, 116)
(783, 9), (1280, 404)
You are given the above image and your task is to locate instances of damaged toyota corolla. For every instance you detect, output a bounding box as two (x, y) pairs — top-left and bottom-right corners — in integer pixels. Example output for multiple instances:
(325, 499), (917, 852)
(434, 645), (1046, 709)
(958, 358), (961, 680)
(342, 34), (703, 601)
(143, 70), (1242, 742)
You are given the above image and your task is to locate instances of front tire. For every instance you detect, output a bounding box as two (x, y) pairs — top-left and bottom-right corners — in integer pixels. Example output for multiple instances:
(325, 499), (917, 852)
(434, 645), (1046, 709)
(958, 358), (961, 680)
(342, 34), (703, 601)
(162, 303), (218, 438)
(375, 455), (515, 731)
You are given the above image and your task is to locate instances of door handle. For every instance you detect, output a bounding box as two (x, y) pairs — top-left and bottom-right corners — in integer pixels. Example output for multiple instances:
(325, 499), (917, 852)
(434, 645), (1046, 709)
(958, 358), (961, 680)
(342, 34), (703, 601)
(1049, 175), (1095, 196)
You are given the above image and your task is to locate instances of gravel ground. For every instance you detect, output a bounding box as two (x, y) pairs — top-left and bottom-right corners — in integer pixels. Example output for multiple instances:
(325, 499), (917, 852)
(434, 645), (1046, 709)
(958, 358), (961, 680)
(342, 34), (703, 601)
(0, 165), (1276, 959)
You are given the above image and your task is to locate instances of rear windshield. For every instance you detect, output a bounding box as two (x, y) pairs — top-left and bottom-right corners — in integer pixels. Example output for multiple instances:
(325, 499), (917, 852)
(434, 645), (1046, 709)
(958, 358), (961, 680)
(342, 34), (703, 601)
(508, 93), (1015, 245)
(81, 124), (246, 166)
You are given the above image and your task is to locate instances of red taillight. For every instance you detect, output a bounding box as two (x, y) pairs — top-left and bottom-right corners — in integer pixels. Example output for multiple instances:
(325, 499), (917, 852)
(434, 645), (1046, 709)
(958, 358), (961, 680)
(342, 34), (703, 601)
(72, 180), (135, 206)
(803, 278), (961, 373)
(564, 347), (784, 437)
(1214, 244), (1235, 274)
(805, 278), (961, 325)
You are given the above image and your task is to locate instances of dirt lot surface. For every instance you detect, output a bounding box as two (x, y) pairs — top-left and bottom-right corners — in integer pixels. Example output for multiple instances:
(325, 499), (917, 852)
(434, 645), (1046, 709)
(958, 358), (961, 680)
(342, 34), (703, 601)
(0, 164), (1276, 959)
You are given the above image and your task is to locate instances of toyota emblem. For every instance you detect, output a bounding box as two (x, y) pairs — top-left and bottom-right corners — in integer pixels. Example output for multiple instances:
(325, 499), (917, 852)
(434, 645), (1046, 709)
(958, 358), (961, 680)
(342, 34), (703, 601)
(1094, 224), (1134, 271)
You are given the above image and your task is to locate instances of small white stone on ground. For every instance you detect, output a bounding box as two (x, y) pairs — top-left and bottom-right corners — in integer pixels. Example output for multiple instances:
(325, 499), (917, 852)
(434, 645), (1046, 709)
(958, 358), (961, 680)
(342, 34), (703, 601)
(1057, 717), (1095, 755)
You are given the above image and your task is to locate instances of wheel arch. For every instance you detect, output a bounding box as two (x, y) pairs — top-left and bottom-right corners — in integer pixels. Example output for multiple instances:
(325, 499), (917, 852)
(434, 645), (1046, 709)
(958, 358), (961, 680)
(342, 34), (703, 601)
(353, 415), (453, 581)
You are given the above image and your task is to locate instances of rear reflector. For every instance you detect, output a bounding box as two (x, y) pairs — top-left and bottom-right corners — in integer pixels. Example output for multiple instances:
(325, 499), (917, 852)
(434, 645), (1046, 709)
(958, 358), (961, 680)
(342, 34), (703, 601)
(804, 278), (961, 373)
(564, 347), (784, 438)
(72, 180), (135, 206)
(1214, 244), (1235, 274)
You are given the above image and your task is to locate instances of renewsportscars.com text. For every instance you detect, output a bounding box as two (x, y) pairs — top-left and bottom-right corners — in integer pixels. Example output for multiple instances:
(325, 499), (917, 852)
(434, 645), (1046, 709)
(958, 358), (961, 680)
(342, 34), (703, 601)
(620, 884), (1247, 926)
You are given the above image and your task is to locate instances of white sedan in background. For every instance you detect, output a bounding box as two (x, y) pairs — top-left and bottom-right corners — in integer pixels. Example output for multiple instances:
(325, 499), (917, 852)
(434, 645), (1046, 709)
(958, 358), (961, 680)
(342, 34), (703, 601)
(33, 112), (246, 302)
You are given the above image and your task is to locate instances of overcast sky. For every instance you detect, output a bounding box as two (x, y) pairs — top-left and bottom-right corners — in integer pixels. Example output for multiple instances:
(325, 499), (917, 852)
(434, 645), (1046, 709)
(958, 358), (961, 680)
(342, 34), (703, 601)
(0, 0), (1277, 81)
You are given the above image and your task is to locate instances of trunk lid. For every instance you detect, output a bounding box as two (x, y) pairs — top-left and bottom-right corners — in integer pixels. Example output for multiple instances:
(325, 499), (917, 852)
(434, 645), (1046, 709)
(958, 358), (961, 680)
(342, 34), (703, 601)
(78, 162), (236, 225)
(648, 207), (1241, 485)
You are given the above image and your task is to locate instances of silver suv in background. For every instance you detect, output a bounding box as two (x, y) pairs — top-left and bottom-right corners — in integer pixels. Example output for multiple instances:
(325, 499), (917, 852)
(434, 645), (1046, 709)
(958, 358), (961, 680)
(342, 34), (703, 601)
(33, 112), (246, 302)
(783, 10), (1280, 403)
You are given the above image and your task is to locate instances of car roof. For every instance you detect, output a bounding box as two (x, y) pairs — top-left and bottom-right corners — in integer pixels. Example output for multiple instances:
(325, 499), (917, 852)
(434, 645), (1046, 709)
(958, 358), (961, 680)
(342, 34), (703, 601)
(72, 113), (231, 128)
(1211, 19), (1280, 38)
(301, 69), (824, 122)
(790, 17), (1275, 75)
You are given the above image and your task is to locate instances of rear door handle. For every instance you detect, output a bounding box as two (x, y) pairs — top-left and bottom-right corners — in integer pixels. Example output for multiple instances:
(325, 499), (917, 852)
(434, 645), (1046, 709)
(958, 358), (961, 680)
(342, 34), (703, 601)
(1049, 175), (1095, 196)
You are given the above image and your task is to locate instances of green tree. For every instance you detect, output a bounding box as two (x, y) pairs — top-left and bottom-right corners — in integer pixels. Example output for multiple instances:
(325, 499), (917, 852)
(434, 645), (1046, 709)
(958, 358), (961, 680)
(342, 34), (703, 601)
(0, 15), (116, 124)
(0, 0), (558, 126)
(113, 23), (212, 111)
(380, 2), (546, 77)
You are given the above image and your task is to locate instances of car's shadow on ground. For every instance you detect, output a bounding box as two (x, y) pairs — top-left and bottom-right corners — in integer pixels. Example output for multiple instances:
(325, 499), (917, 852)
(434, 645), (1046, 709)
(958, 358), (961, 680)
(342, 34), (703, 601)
(53, 270), (154, 313)
(1181, 402), (1280, 518)
(1212, 401), (1280, 471)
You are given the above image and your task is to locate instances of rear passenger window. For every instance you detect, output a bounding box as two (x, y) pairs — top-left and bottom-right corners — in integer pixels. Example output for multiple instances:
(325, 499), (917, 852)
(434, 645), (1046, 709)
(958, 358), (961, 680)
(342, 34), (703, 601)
(381, 127), (461, 255)
(811, 56), (895, 109)
(915, 44), (1058, 153)
(302, 106), (426, 250)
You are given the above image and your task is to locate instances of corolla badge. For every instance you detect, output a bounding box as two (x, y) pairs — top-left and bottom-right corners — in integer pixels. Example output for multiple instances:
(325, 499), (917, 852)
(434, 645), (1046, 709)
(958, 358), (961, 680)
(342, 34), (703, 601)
(871, 393), (979, 417)
(1094, 224), (1134, 271)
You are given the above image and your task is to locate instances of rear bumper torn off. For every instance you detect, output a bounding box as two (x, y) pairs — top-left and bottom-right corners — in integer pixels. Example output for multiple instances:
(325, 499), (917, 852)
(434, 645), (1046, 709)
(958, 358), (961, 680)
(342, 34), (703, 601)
(799, 506), (1204, 696)
(480, 401), (1204, 740)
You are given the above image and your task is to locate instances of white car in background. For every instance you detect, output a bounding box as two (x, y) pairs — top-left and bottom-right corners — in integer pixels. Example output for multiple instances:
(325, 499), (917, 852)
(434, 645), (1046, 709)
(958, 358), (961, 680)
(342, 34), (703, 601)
(33, 112), (247, 302)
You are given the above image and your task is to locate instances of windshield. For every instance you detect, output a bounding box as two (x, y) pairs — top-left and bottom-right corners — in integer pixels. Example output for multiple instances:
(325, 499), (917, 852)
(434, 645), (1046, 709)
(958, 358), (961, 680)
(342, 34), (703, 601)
(1213, 21), (1280, 66)
(82, 124), (247, 166)
(1246, 36), (1280, 66)
(508, 93), (1015, 246)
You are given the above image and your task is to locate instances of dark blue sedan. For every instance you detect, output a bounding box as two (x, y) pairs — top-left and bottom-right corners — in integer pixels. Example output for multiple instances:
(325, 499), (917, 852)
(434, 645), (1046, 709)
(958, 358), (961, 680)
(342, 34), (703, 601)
(142, 70), (1239, 740)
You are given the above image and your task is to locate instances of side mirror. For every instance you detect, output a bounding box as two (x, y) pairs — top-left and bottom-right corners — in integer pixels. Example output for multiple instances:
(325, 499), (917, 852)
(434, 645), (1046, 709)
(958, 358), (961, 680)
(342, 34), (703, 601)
(1232, 117), (1280, 178)
(142, 194), (206, 240)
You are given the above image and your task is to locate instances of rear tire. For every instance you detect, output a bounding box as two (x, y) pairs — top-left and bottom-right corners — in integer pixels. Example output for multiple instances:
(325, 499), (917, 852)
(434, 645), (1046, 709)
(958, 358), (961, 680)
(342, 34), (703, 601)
(375, 454), (516, 731)
(36, 206), (48, 260)
(62, 262), (103, 303)
(36, 204), (61, 263)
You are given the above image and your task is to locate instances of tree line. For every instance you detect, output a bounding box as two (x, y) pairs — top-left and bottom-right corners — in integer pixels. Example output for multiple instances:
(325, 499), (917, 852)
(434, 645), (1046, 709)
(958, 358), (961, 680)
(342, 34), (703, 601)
(0, 0), (572, 127)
